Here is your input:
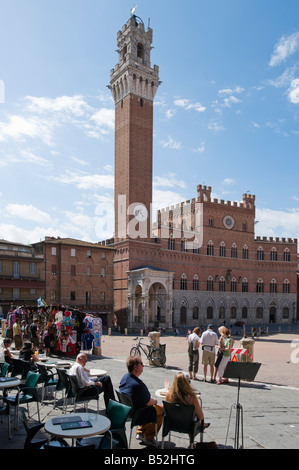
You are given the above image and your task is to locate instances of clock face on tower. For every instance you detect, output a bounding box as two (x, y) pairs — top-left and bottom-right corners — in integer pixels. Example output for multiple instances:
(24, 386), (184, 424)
(223, 215), (235, 230)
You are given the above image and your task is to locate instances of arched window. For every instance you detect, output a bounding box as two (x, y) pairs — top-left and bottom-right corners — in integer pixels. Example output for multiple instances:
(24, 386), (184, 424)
(207, 276), (213, 291)
(257, 247), (264, 261)
(168, 236), (174, 250)
(283, 306), (289, 319)
(207, 306), (213, 320)
(207, 241), (214, 256)
(283, 249), (290, 261)
(242, 306), (248, 319)
(230, 306), (237, 319)
(256, 306), (263, 319)
(219, 306), (225, 319)
(193, 275), (199, 291)
(231, 243), (237, 258)
(283, 279), (290, 294)
(242, 278), (248, 293)
(256, 278), (264, 293)
(270, 248), (277, 261)
(219, 242), (226, 257)
(137, 42), (144, 60)
(193, 305), (199, 319)
(242, 245), (249, 259)
(219, 276), (226, 292)
(270, 279), (277, 293)
(180, 274), (187, 290)
(231, 277), (237, 292)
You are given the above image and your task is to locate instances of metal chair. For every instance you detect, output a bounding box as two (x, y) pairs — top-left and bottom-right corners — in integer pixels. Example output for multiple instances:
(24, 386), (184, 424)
(0, 397), (11, 439)
(20, 408), (69, 449)
(36, 364), (58, 403)
(54, 368), (71, 410)
(76, 399), (131, 449)
(0, 362), (10, 377)
(4, 370), (41, 428)
(116, 389), (157, 448)
(161, 401), (205, 449)
(10, 358), (32, 381)
(68, 374), (100, 413)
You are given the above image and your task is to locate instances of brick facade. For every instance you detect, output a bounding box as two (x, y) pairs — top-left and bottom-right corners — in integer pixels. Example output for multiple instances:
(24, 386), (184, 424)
(111, 15), (297, 331)
(33, 238), (114, 326)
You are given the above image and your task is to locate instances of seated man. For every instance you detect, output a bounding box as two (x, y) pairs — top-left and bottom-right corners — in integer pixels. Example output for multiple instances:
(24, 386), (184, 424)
(69, 353), (115, 409)
(119, 355), (164, 446)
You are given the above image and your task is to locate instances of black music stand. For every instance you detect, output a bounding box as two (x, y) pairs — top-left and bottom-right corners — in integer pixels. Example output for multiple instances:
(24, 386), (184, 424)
(224, 361), (261, 449)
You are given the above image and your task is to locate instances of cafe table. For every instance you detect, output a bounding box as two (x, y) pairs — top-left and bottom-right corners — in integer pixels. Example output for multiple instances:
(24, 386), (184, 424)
(44, 412), (111, 447)
(88, 369), (107, 377)
(155, 387), (202, 407)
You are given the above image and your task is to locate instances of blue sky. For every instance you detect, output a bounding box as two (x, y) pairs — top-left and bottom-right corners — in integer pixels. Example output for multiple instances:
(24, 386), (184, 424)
(0, 0), (299, 245)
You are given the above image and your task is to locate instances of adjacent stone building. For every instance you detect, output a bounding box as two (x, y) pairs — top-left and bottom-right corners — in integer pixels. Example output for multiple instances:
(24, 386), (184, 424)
(33, 237), (114, 326)
(0, 239), (45, 314)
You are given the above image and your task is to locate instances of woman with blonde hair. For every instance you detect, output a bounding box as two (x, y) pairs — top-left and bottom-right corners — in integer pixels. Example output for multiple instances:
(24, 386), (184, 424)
(165, 372), (209, 428)
(217, 327), (234, 385)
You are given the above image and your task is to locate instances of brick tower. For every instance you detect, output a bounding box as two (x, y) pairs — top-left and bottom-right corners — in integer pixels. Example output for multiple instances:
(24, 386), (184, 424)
(109, 14), (161, 328)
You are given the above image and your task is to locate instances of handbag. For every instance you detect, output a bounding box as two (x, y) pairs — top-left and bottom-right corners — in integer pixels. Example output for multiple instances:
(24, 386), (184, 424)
(214, 350), (223, 368)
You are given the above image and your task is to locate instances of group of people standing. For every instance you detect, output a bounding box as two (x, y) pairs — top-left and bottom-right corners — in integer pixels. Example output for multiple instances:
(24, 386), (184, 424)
(188, 324), (235, 384)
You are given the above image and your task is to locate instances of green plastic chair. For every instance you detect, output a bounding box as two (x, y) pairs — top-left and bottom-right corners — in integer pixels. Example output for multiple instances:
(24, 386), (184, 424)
(76, 399), (131, 449)
(4, 371), (41, 428)
(116, 389), (157, 448)
(0, 362), (10, 377)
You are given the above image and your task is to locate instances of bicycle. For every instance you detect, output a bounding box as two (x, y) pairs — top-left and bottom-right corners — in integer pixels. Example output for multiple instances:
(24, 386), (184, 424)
(130, 337), (166, 367)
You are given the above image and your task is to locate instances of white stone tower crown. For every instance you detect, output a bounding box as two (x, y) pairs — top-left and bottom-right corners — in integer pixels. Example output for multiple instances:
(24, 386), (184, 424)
(109, 15), (160, 103)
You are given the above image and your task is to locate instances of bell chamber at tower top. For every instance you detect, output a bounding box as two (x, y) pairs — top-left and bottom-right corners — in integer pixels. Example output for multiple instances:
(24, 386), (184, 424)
(108, 15), (161, 103)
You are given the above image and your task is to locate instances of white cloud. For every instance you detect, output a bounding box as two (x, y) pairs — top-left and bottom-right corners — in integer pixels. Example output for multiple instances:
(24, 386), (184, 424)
(90, 108), (115, 130)
(288, 78), (299, 104)
(51, 170), (114, 190)
(6, 204), (52, 224)
(269, 31), (299, 67)
(222, 178), (235, 186)
(256, 207), (299, 239)
(160, 136), (181, 150)
(154, 173), (186, 189)
(0, 223), (66, 245)
(24, 95), (92, 117)
(0, 114), (55, 146)
(174, 98), (206, 112)
(218, 86), (244, 95)
(192, 142), (205, 153)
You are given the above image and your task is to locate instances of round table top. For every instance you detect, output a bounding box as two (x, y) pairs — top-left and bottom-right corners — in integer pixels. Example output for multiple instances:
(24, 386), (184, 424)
(44, 412), (111, 440)
(88, 369), (107, 377)
(155, 388), (201, 398)
(37, 359), (73, 369)
(0, 377), (21, 388)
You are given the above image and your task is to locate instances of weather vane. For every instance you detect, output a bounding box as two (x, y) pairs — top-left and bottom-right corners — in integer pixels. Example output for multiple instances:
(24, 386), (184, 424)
(130, 5), (138, 16)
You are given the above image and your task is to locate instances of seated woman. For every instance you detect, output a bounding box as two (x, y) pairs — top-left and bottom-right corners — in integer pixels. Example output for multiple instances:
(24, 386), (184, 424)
(165, 372), (209, 429)
(19, 341), (39, 365)
(3, 338), (14, 365)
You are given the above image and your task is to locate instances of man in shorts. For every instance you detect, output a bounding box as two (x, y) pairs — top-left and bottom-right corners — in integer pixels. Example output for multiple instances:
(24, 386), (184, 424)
(201, 324), (219, 382)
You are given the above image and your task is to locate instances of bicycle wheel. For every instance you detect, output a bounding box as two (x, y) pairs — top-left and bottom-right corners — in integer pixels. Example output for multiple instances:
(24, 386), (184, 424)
(130, 346), (141, 357)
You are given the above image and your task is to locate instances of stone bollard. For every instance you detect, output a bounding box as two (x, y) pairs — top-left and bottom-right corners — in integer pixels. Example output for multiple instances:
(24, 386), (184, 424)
(148, 331), (160, 366)
(124, 328), (127, 336)
(108, 328), (111, 336)
(240, 337), (255, 363)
